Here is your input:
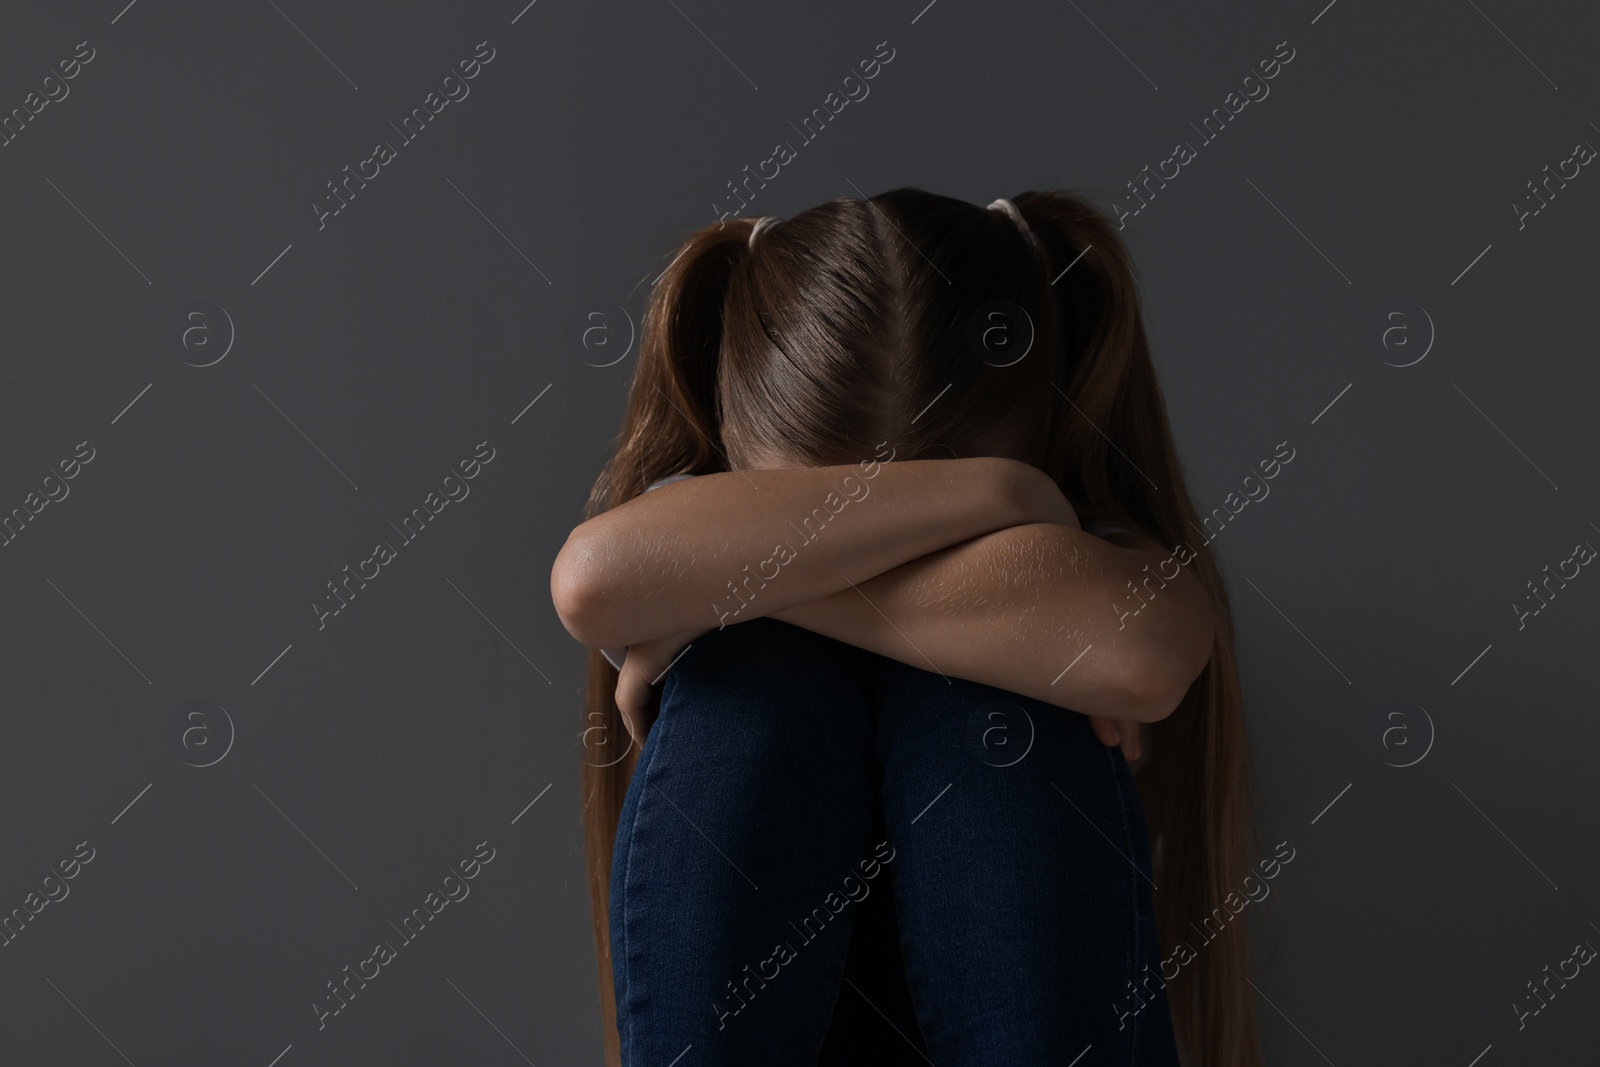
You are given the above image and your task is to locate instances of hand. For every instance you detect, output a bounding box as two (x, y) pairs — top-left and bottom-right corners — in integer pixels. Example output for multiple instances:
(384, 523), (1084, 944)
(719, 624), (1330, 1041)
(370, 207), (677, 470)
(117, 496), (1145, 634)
(613, 627), (711, 744)
(1088, 715), (1143, 765)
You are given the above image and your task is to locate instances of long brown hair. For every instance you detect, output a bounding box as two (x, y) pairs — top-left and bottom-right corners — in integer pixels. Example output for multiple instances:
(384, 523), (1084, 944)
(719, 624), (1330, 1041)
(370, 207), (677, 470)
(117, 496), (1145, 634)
(575, 188), (1260, 1065)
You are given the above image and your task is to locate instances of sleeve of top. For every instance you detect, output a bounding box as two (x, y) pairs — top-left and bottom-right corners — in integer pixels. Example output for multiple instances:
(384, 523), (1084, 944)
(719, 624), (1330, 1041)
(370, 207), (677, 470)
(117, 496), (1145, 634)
(599, 472), (700, 670)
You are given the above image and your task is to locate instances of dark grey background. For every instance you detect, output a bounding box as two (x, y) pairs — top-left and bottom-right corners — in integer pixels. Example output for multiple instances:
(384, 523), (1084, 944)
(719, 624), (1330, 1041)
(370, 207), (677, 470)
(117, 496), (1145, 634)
(1, 0), (1595, 1063)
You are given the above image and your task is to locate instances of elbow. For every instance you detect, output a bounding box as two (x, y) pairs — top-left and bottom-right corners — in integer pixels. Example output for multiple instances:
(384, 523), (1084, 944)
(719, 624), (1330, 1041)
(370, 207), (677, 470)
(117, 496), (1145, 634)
(549, 530), (619, 649)
(1121, 618), (1215, 723)
(1120, 662), (1192, 723)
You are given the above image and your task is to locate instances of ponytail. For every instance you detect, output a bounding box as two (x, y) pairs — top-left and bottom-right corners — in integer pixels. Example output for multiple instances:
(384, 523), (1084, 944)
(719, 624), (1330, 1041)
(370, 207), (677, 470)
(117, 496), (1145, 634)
(1016, 190), (1263, 1067)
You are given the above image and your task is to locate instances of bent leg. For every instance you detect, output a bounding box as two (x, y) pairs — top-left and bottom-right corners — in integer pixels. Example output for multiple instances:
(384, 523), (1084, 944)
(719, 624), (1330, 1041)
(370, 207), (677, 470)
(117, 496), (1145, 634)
(610, 617), (885, 1066)
(872, 658), (1180, 1066)
(816, 801), (932, 1065)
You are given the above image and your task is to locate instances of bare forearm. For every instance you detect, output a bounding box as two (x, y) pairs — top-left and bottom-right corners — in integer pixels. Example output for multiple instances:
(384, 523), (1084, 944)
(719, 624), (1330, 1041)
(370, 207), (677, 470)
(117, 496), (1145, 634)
(771, 523), (1215, 721)
(551, 455), (1069, 649)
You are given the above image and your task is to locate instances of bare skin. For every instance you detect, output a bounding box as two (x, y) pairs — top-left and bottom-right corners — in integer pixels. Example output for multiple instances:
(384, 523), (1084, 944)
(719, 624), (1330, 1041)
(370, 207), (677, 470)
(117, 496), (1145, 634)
(550, 455), (1215, 760)
(550, 456), (1066, 650)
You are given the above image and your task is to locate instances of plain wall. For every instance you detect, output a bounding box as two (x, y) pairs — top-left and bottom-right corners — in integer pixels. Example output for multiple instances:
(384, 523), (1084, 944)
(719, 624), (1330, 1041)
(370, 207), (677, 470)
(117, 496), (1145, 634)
(0, 0), (1595, 1063)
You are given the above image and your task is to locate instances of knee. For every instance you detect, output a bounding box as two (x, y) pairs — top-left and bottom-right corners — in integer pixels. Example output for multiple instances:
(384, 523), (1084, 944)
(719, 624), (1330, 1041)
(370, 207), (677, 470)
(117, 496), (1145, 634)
(875, 660), (1099, 767)
(657, 618), (876, 759)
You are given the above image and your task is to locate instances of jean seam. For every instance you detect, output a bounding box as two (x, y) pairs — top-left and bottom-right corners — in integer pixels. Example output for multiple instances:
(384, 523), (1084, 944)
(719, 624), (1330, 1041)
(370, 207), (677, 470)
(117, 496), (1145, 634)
(617, 692), (671, 1066)
(1104, 745), (1141, 1066)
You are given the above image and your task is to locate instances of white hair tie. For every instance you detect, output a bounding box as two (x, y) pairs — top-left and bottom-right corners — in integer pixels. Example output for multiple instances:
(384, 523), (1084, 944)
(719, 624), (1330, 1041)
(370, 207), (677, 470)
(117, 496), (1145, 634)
(986, 197), (1030, 236)
(748, 215), (779, 249)
(988, 196), (1048, 260)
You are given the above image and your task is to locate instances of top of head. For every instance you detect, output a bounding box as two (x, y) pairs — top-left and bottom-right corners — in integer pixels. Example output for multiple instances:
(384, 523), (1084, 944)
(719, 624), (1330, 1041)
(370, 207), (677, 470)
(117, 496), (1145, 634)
(652, 187), (1133, 476)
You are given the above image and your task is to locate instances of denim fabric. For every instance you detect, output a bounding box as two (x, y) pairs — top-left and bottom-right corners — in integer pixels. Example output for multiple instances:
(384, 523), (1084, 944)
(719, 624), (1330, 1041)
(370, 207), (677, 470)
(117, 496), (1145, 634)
(610, 617), (1180, 1066)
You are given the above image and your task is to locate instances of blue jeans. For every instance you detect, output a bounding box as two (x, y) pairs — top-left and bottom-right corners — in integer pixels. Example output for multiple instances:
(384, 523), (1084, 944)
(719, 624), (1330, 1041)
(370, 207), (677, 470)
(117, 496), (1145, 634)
(610, 617), (1180, 1065)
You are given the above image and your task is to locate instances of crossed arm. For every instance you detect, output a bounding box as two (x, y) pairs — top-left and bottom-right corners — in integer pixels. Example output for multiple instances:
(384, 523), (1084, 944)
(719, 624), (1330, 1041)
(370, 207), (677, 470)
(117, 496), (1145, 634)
(550, 456), (1215, 741)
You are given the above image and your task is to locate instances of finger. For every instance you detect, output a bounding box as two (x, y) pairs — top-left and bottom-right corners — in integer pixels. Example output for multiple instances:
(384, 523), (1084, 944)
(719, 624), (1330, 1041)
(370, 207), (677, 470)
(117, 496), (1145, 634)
(614, 690), (640, 745)
(615, 675), (650, 744)
(621, 702), (652, 746)
(1088, 716), (1121, 748)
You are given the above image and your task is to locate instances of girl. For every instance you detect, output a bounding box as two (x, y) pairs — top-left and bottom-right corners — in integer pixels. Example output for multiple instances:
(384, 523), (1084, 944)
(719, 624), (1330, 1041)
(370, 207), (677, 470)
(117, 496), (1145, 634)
(552, 188), (1260, 1065)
